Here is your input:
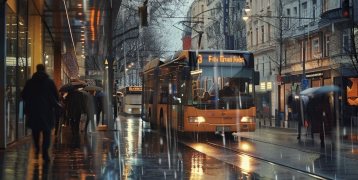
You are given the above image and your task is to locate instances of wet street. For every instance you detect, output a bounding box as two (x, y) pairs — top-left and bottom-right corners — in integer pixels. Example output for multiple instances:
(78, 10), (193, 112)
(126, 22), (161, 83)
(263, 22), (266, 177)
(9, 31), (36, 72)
(1, 114), (358, 179)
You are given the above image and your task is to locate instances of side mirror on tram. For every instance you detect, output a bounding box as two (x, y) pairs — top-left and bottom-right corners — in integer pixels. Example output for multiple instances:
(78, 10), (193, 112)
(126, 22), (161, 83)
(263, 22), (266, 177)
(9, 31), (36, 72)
(254, 71), (260, 85)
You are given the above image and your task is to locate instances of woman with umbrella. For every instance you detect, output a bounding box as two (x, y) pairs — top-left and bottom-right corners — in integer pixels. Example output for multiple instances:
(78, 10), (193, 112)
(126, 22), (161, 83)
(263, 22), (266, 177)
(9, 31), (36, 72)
(302, 85), (339, 147)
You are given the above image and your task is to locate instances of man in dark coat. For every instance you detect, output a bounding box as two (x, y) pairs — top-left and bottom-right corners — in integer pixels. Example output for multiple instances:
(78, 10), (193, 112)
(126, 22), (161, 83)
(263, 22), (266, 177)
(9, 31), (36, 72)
(311, 95), (333, 147)
(95, 91), (106, 126)
(66, 89), (85, 134)
(21, 64), (59, 161)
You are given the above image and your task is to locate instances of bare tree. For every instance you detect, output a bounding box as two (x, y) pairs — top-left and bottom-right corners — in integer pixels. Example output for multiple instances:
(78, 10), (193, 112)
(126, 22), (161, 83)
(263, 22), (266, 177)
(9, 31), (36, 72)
(112, 0), (188, 86)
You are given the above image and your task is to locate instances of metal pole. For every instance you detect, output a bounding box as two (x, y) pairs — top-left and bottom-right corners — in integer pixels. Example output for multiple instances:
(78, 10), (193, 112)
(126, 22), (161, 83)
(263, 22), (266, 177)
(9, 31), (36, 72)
(302, 27), (306, 89)
(107, 4), (114, 131)
(0, 0), (6, 149)
(278, 0), (283, 120)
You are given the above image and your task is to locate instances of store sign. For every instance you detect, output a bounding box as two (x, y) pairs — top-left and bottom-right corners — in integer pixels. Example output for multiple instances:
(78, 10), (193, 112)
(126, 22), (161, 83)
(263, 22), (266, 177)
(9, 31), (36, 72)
(306, 72), (323, 78)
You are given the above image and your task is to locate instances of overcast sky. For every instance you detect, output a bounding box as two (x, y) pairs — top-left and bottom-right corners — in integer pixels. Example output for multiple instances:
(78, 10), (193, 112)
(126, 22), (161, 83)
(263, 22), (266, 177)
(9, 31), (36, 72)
(158, 0), (194, 56)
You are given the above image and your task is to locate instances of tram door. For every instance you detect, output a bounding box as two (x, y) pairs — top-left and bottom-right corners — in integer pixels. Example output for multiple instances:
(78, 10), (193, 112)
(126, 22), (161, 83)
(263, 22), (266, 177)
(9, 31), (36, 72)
(168, 72), (179, 131)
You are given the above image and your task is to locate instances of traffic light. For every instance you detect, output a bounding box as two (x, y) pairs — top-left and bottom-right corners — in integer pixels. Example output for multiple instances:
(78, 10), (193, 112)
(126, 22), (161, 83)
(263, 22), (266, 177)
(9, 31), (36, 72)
(342, 0), (349, 18)
(139, 72), (142, 77)
(138, 0), (148, 26)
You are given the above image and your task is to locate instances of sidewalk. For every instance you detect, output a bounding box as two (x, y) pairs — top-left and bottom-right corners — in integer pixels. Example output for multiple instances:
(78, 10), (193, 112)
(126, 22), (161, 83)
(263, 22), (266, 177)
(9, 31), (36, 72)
(259, 118), (358, 141)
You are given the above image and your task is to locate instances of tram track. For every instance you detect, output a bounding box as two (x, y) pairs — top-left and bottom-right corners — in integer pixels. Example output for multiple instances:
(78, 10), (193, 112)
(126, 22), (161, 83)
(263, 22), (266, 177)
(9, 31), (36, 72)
(150, 128), (332, 180)
(205, 140), (331, 180)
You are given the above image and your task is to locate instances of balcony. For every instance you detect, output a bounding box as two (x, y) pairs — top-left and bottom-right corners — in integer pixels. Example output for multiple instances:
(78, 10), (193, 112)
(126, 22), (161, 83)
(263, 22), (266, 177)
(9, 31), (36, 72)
(319, 7), (350, 28)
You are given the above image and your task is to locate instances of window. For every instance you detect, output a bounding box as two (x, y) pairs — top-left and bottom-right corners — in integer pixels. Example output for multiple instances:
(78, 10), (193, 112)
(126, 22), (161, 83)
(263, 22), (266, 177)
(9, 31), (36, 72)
(301, 40), (308, 62)
(216, 2), (221, 15)
(256, 28), (258, 45)
(269, 61), (271, 75)
(312, 0), (317, 19)
(294, 7), (297, 16)
(302, 2), (308, 25)
(325, 35), (330, 57)
(201, 5), (204, 20)
(267, 24), (270, 42)
(312, 38), (320, 58)
(323, 0), (328, 13)
(286, 9), (291, 29)
(250, 31), (253, 46)
(261, 26), (264, 44)
(343, 34), (351, 54)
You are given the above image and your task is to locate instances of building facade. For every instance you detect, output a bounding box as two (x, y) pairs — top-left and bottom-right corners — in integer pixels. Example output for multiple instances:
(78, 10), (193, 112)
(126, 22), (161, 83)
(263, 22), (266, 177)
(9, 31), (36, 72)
(0, 0), (75, 148)
(190, 0), (207, 50)
(281, 0), (358, 126)
(245, 0), (278, 122)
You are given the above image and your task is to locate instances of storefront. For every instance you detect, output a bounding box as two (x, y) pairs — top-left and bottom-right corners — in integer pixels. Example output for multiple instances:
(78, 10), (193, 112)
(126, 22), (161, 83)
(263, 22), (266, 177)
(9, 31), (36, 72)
(278, 70), (332, 127)
(0, 0), (69, 148)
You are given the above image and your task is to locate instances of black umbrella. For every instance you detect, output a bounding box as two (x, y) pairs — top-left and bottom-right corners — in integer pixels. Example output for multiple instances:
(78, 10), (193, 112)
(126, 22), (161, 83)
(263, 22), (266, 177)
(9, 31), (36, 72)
(59, 82), (87, 92)
(300, 85), (341, 96)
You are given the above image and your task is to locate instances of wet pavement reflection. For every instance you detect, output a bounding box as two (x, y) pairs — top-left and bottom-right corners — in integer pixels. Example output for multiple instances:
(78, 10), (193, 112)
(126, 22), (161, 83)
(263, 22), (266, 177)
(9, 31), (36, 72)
(0, 114), (333, 179)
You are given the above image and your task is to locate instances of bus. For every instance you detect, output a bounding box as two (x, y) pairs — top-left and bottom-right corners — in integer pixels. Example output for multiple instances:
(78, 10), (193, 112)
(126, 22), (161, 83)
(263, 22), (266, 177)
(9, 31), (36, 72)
(118, 86), (142, 114)
(141, 50), (259, 134)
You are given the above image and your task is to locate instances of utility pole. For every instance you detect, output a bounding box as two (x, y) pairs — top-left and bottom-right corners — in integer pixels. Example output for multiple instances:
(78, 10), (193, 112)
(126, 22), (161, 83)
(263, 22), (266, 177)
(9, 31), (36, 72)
(278, 0), (283, 118)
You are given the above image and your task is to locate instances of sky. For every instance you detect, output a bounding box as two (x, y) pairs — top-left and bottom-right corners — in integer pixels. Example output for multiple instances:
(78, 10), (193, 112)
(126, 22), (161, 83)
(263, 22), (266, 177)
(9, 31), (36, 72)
(157, 0), (194, 56)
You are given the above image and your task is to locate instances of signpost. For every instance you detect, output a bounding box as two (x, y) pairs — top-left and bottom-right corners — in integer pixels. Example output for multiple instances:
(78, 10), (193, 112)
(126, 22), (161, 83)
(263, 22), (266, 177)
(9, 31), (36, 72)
(302, 79), (308, 88)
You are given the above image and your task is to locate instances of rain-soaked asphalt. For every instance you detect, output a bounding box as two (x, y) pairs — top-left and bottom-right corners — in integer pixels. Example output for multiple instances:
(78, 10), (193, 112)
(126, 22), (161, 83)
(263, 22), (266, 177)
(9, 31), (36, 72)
(0, 114), (334, 180)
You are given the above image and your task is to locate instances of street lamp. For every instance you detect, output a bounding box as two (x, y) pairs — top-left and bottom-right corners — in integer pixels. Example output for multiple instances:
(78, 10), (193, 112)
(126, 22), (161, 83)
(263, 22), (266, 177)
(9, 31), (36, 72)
(242, 12), (248, 21)
(244, 2), (250, 12)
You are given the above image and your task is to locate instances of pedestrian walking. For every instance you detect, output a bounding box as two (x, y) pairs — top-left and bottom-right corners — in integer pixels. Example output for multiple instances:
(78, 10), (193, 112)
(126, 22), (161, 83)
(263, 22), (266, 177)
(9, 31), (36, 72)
(82, 90), (96, 132)
(308, 94), (333, 147)
(21, 64), (60, 161)
(95, 91), (106, 126)
(66, 89), (86, 134)
(291, 96), (304, 139)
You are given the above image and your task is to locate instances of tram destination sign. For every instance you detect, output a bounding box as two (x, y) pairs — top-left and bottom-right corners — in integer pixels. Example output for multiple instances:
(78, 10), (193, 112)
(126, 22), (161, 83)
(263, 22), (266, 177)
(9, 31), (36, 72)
(198, 53), (246, 65)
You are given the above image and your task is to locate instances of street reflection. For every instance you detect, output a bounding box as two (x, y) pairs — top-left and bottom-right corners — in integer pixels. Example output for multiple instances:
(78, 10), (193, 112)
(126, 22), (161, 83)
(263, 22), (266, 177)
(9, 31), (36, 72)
(98, 115), (252, 179)
(239, 154), (252, 172)
(190, 152), (204, 179)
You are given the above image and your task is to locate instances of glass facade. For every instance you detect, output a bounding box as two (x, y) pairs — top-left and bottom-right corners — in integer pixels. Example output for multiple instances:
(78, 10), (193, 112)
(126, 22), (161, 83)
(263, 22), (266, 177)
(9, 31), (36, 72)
(2, 0), (67, 145)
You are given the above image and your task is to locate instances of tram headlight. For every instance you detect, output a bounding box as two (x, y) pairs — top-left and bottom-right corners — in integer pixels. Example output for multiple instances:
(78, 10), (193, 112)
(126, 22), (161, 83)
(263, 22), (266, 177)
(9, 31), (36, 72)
(127, 108), (132, 113)
(241, 116), (255, 123)
(188, 116), (206, 123)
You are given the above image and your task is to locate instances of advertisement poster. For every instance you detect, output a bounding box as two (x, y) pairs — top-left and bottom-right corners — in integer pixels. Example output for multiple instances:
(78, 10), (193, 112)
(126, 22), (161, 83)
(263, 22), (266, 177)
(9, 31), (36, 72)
(347, 78), (358, 105)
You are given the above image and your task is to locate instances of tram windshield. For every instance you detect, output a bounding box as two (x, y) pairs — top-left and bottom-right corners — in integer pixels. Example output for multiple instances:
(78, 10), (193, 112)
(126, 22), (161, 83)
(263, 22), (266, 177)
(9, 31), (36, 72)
(189, 66), (254, 110)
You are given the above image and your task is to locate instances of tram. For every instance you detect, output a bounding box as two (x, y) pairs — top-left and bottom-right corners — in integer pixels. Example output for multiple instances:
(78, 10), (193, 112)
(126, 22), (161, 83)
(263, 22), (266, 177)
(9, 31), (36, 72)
(141, 50), (259, 133)
(118, 86), (142, 114)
